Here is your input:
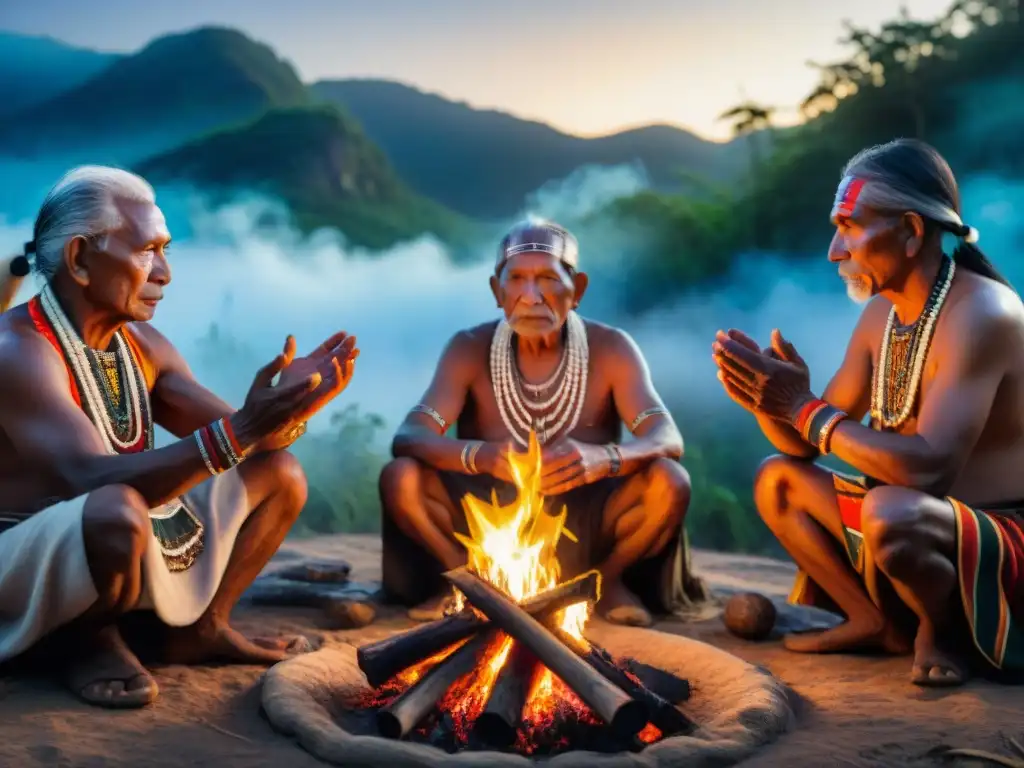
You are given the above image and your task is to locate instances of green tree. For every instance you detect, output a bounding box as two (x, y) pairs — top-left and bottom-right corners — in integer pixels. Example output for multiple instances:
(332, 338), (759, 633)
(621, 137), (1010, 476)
(717, 101), (776, 247)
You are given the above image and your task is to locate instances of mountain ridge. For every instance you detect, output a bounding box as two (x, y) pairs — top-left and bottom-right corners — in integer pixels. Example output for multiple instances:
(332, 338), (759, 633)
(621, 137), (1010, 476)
(136, 104), (472, 250)
(0, 27), (310, 163)
(0, 31), (122, 118)
(311, 78), (746, 218)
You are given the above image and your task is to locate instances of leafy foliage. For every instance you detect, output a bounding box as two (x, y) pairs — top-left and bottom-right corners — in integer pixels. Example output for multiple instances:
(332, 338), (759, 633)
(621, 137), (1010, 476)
(290, 405), (390, 535)
(605, 0), (1023, 309)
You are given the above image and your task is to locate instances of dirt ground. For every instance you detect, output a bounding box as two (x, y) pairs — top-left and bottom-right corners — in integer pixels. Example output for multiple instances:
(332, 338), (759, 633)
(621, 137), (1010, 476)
(1, 534), (1020, 768)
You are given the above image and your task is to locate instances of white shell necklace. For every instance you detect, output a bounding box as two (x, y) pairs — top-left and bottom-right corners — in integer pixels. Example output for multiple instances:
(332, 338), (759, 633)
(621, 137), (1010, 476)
(870, 257), (955, 429)
(39, 283), (149, 452)
(490, 311), (589, 447)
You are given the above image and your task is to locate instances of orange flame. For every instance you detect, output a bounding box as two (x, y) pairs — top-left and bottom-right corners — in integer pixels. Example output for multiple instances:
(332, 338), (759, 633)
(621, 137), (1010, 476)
(450, 430), (601, 722)
(452, 430), (597, 639)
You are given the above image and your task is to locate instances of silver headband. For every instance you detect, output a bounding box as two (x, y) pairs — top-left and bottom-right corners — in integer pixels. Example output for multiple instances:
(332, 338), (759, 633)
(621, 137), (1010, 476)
(496, 224), (580, 272)
(831, 174), (979, 243)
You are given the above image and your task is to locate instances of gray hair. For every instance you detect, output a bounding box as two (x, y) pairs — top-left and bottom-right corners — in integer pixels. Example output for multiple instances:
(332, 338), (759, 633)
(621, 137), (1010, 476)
(32, 165), (155, 280)
(836, 139), (1011, 289)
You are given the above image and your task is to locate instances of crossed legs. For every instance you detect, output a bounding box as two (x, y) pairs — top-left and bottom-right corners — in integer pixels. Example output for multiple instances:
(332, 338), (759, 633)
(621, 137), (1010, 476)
(380, 457), (690, 627)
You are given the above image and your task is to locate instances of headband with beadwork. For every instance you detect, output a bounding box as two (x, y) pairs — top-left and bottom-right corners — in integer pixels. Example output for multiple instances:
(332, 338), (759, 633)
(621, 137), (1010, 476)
(831, 174), (980, 243)
(496, 221), (579, 273)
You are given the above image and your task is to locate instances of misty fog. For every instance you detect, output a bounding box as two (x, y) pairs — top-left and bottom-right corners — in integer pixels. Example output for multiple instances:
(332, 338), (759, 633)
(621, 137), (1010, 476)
(1, 162), (1021, 451)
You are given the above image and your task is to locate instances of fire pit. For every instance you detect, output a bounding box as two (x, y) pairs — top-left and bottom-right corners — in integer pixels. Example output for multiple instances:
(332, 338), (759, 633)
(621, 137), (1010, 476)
(261, 436), (799, 764)
(355, 567), (694, 754)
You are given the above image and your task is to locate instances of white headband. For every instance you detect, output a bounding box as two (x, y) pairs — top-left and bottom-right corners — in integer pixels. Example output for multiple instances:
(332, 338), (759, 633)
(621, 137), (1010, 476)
(496, 227), (579, 272)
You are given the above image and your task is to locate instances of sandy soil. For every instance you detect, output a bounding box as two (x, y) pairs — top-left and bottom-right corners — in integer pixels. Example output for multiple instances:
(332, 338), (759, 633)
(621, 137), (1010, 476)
(1, 534), (1021, 768)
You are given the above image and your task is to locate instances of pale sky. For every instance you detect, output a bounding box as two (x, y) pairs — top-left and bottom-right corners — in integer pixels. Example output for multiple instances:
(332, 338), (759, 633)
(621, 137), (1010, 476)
(0, 0), (955, 140)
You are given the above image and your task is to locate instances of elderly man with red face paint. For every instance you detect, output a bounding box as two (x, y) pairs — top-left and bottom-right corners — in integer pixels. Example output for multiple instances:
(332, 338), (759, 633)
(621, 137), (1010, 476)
(379, 218), (708, 626)
(713, 139), (1024, 687)
(0, 166), (359, 708)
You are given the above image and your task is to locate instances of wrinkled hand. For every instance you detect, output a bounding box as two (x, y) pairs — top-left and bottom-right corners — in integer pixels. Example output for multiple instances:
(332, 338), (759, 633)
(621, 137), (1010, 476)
(236, 332), (359, 454)
(476, 441), (520, 483)
(712, 328), (812, 421)
(540, 438), (611, 496)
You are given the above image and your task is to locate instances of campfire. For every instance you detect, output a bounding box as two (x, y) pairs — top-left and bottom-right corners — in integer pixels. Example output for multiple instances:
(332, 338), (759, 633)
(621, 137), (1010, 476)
(356, 433), (694, 755)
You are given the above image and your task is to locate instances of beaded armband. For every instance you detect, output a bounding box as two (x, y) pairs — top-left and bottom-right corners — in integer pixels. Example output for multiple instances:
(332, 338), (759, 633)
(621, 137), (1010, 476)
(195, 417), (246, 476)
(794, 398), (848, 454)
(411, 404), (448, 432)
(460, 441), (483, 475)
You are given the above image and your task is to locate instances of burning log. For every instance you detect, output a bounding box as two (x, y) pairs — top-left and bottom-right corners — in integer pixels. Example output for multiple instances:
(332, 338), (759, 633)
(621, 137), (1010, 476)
(552, 628), (697, 737)
(624, 659), (691, 704)
(377, 628), (498, 740)
(474, 642), (538, 748)
(443, 567), (648, 740)
(358, 570), (600, 688)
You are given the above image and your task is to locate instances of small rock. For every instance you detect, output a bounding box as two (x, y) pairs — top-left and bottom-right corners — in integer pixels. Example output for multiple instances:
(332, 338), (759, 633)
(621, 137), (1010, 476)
(723, 592), (777, 641)
(324, 600), (376, 629)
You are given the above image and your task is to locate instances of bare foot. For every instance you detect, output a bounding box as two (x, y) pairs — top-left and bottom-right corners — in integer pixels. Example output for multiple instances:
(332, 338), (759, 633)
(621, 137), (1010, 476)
(408, 589), (457, 621)
(911, 628), (968, 687)
(65, 625), (159, 709)
(597, 580), (653, 627)
(783, 618), (911, 654)
(161, 622), (313, 665)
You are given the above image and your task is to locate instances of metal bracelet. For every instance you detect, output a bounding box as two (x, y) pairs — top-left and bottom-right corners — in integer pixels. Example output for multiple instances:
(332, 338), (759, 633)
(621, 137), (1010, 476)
(604, 444), (623, 476)
(629, 407), (669, 434)
(466, 441), (483, 474)
(411, 403), (447, 431)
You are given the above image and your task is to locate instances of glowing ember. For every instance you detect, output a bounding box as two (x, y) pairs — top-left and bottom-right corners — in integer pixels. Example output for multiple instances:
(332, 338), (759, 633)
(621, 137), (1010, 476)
(358, 431), (681, 754)
(452, 430), (596, 722)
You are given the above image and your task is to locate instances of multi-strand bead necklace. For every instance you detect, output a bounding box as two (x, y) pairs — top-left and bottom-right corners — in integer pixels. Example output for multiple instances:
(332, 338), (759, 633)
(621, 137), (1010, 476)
(37, 284), (205, 571)
(870, 256), (956, 429)
(489, 311), (589, 447)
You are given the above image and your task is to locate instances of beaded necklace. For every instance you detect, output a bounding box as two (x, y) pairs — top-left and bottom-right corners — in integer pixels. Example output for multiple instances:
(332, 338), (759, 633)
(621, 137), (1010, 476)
(490, 311), (589, 447)
(35, 284), (204, 571)
(870, 256), (955, 429)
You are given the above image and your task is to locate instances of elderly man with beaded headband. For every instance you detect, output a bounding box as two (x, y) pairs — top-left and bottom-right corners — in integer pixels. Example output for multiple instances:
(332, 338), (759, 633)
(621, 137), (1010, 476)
(712, 138), (1024, 687)
(379, 217), (708, 626)
(0, 166), (360, 708)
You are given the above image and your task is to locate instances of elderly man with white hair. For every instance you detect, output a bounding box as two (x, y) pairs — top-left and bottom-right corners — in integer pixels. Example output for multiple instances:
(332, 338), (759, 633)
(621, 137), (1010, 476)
(0, 165), (359, 708)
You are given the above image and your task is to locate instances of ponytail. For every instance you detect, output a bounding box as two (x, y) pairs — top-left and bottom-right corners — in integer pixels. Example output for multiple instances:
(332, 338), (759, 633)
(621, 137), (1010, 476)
(944, 223), (1015, 292)
(0, 243), (33, 314)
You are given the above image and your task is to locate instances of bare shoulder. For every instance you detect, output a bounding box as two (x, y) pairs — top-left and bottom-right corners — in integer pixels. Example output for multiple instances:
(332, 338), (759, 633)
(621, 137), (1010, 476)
(942, 271), (1024, 349)
(445, 320), (498, 361)
(582, 318), (645, 363)
(433, 320), (499, 380)
(0, 306), (73, 400)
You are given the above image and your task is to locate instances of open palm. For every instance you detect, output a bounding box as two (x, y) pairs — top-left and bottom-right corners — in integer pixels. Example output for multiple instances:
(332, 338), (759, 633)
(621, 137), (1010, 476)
(257, 332), (360, 452)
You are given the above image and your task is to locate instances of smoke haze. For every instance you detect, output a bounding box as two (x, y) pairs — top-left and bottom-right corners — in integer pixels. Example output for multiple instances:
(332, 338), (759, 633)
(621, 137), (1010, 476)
(1, 162), (1022, 452)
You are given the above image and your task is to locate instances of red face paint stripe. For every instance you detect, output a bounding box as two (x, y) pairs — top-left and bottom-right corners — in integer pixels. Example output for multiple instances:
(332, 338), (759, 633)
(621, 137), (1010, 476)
(835, 178), (866, 218)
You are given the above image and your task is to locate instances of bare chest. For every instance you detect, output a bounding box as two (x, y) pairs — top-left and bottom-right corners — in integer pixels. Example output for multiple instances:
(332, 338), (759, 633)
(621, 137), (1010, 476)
(460, 359), (619, 445)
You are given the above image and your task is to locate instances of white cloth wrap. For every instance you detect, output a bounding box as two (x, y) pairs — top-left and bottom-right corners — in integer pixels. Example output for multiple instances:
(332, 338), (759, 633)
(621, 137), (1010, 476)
(0, 467), (250, 663)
